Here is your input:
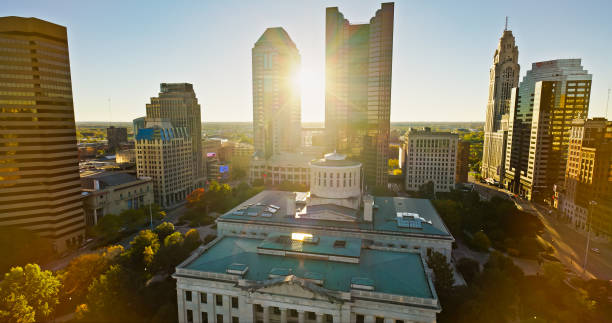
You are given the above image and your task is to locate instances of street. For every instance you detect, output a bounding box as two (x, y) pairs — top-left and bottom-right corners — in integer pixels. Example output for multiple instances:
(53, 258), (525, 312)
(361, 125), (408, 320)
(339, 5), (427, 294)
(468, 175), (612, 280)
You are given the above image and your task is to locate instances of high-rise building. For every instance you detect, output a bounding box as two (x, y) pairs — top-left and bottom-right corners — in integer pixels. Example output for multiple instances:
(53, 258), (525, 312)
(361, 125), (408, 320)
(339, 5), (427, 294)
(132, 116), (146, 136)
(456, 140), (470, 183)
(504, 59), (592, 200)
(106, 126), (127, 153)
(403, 128), (458, 193)
(325, 3), (394, 187)
(557, 118), (611, 238)
(481, 26), (519, 183)
(135, 120), (193, 208)
(252, 27), (301, 159)
(146, 83), (204, 183)
(0, 17), (85, 251)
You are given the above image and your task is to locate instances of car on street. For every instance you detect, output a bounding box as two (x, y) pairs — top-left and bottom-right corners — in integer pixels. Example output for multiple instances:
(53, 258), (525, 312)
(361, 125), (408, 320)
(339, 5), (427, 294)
(591, 248), (600, 254)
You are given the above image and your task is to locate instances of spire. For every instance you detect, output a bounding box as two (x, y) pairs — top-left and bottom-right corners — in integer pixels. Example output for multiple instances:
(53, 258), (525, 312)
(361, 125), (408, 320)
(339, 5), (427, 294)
(504, 16), (508, 31)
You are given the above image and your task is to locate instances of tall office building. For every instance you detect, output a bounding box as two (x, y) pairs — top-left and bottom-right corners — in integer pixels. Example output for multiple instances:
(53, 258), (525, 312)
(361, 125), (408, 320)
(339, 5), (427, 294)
(403, 128), (458, 193)
(558, 118), (612, 237)
(456, 140), (470, 183)
(146, 83), (204, 183)
(505, 59), (592, 200)
(325, 2), (394, 187)
(132, 116), (146, 136)
(135, 119), (193, 208)
(0, 17), (85, 251)
(481, 25), (519, 183)
(106, 126), (127, 153)
(252, 27), (301, 159)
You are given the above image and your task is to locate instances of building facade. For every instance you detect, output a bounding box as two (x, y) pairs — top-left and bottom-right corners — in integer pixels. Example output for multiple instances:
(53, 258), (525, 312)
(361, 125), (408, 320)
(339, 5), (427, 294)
(252, 28), (301, 159)
(175, 152), (453, 323)
(133, 116), (146, 136)
(403, 128), (458, 193)
(558, 118), (612, 237)
(504, 59), (592, 201)
(0, 17), (85, 251)
(135, 125), (194, 208)
(325, 3), (394, 187)
(250, 152), (318, 187)
(456, 140), (470, 183)
(481, 26), (519, 183)
(81, 172), (153, 226)
(106, 126), (128, 153)
(146, 83), (204, 182)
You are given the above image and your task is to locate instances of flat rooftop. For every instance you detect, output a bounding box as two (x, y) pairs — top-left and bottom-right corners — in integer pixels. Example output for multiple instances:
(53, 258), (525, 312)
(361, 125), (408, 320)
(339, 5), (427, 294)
(219, 191), (451, 238)
(183, 236), (434, 299)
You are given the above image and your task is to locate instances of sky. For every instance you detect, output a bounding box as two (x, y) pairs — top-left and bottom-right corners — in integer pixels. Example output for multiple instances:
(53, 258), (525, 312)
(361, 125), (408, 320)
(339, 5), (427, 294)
(3, 0), (612, 122)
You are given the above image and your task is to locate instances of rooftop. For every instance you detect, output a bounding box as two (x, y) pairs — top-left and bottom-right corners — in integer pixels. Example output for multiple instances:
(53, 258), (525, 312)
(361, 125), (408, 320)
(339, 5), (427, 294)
(81, 172), (146, 190)
(182, 236), (434, 299)
(310, 152), (361, 167)
(219, 191), (452, 238)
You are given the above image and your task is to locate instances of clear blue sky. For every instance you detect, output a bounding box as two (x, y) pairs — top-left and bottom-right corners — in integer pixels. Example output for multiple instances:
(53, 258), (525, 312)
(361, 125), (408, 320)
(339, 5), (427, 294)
(4, 0), (612, 122)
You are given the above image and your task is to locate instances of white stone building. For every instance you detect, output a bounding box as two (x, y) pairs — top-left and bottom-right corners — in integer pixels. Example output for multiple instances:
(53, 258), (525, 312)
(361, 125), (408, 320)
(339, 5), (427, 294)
(175, 153), (453, 323)
(402, 128), (458, 193)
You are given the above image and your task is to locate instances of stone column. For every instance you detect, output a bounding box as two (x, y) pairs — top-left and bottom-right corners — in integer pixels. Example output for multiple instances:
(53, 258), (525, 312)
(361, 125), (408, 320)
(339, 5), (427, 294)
(316, 313), (323, 323)
(297, 311), (305, 323)
(280, 308), (288, 323)
(364, 315), (375, 323)
(332, 315), (341, 323)
(176, 289), (185, 323)
(263, 306), (270, 323)
(383, 318), (394, 323)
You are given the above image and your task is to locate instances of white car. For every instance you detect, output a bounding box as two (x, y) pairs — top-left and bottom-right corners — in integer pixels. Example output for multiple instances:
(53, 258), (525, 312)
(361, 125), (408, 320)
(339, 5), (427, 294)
(591, 248), (600, 254)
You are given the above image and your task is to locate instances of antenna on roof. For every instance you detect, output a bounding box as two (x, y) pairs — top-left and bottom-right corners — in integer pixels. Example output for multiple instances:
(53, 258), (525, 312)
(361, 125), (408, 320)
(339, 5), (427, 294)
(504, 16), (508, 31)
(108, 97), (112, 128)
(606, 88), (611, 119)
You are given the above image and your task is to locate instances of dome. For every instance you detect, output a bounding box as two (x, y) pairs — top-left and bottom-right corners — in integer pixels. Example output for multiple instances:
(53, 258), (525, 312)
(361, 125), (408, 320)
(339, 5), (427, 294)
(310, 152), (361, 167)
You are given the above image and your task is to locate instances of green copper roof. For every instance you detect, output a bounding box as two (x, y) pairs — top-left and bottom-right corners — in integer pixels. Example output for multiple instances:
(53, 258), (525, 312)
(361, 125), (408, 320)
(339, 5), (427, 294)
(219, 192), (451, 238)
(258, 234), (362, 258)
(184, 236), (434, 299)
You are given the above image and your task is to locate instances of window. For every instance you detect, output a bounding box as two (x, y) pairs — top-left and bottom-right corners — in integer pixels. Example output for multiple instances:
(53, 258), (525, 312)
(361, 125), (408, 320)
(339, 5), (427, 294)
(186, 310), (193, 323)
(255, 304), (263, 313)
(200, 292), (207, 303)
(376, 317), (384, 323)
(325, 314), (333, 322)
(356, 314), (365, 323)
(216, 314), (224, 323)
(231, 297), (238, 308)
(185, 291), (192, 302)
(307, 312), (316, 320)
(216, 294), (223, 306)
(202, 312), (208, 323)
(232, 317), (239, 323)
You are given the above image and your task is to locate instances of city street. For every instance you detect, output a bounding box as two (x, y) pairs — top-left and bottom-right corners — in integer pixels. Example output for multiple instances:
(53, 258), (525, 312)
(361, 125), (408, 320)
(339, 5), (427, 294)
(468, 176), (612, 280)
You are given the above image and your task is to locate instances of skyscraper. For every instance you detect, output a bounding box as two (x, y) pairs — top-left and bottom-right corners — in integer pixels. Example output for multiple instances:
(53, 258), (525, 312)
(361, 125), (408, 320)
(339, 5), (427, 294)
(106, 126), (127, 153)
(0, 17), (85, 251)
(481, 24), (519, 183)
(505, 59), (592, 200)
(146, 83), (204, 183)
(325, 2), (394, 187)
(252, 27), (301, 159)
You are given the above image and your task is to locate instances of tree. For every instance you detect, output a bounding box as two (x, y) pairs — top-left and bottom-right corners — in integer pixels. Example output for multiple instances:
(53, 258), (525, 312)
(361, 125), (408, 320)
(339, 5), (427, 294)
(426, 251), (455, 296)
(0, 264), (61, 323)
(542, 262), (566, 288)
(86, 265), (142, 322)
(127, 230), (160, 270)
(153, 232), (188, 273)
(154, 222), (175, 241)
(184, 229), (201, 251)
(456, 257), (480, 284)
(418, 181), (435, 199)
(471, 231), (491, 252)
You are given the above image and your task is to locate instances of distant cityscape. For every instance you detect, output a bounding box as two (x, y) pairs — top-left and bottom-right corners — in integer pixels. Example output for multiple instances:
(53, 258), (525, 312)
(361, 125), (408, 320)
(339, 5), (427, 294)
(0, 2), (610, 323)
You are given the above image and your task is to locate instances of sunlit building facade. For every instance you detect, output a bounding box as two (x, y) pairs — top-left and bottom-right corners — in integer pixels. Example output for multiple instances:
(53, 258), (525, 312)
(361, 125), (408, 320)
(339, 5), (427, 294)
(252, 27), (301, 159)
(325, 3), (394, 187)
(557, 118), (612, 237)
(0, 17), (85, 251)
(481, 27), (519, 183)
(146, 83), (204, 183)
(504, 59), (592, 201)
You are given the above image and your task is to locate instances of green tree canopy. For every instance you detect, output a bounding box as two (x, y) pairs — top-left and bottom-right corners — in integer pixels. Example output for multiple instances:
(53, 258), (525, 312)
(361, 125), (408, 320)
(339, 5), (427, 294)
(0, 264), (61, 323)
(127, 230), (160, 270)
(426, 251), (455, 296)
(154, 222), (175, 241)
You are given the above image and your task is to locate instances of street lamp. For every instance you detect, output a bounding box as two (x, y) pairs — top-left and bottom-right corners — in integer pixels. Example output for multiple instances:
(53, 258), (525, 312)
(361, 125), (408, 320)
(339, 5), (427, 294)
(582, 200), (597, 277)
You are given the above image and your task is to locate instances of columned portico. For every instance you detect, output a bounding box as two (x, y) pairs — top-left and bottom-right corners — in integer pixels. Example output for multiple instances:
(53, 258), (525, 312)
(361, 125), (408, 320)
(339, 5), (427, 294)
(298, 310), (305, 323)
(280, 308), (288, 323)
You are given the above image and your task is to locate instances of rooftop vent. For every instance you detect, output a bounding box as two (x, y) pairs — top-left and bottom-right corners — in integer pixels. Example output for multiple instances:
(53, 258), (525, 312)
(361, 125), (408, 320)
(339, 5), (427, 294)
(226, 263), (249, 275)
(351, 277), (375, 291)
(269, 267), (292, 279)
(333, 240), (347, 248)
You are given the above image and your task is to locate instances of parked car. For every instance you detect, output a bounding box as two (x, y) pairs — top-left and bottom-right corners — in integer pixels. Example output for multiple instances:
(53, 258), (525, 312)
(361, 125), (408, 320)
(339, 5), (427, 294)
(591, 248), (600, 254)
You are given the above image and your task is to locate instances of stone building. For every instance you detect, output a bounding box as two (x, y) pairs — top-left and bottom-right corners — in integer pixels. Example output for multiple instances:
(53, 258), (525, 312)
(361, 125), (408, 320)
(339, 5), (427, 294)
(481, 24), (519, 183)
(557, 118), (612, 237)
(135, 122), (194, 208)
(175, 152), (451, 323)
(106, 126), (128, 153)
(81, 172), (153, 225)
(456, 140), (470, 184)
(325, 3), (394, 187)
(0, 17), (85, 251)
(403, 128), (458, 193)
